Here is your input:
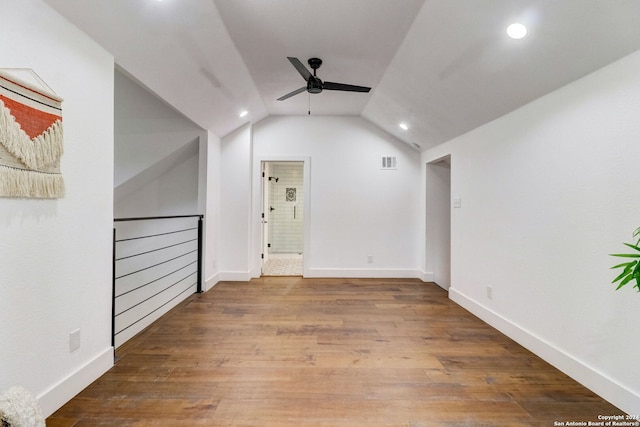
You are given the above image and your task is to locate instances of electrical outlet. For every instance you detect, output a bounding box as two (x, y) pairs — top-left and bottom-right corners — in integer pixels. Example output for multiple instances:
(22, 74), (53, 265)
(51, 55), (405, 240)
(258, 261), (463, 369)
(367, 255), (374, 264)
(69, 329), (81, 352)
(486, 286), (493, 300)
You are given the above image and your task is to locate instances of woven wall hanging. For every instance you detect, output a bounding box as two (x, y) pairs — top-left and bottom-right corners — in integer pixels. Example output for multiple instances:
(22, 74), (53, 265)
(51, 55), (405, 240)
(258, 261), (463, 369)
(0, 69), (64, 198)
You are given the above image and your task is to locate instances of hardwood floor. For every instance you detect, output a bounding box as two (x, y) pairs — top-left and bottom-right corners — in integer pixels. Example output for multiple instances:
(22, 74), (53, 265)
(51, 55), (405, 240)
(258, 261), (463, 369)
(47, 278), (623, 426)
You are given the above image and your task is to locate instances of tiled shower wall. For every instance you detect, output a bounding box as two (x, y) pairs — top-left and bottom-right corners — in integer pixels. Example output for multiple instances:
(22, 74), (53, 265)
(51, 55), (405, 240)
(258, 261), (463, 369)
(268, 163), (304, 254)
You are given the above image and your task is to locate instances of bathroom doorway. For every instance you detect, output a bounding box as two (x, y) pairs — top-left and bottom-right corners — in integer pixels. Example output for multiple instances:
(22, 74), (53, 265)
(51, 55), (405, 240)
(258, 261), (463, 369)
(426, 155), (451, 289)
(261, 161), (304, 276)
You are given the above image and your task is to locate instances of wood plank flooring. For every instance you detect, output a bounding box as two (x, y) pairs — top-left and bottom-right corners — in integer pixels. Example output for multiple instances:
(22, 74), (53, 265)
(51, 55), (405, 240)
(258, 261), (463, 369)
(47, 278), (624, 426)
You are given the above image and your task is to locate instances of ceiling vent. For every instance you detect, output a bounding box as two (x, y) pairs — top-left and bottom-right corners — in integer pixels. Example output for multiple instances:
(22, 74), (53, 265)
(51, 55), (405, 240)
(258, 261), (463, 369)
(381, 156), (397, 170)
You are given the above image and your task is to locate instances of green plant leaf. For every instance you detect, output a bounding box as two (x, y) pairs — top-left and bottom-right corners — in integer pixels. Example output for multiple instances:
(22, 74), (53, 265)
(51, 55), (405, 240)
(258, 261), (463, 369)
(610, 253), (640, 258)
(616, 274), (635, 289)
(623, 242), (640, 252)
(623, 262), (635, 274)
(609, 227), (640, 292)
(612, 261), (635, 283)
(612, 269), (630, 284)
(611, 261), (636, 269)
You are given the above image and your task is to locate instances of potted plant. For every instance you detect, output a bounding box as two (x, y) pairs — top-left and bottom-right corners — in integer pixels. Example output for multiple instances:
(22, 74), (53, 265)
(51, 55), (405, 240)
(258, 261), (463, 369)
(610, 226), (640, 292)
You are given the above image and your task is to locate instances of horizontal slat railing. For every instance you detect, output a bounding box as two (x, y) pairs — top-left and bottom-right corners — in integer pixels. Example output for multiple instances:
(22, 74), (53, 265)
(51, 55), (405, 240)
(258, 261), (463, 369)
(112, 215), (203, 351)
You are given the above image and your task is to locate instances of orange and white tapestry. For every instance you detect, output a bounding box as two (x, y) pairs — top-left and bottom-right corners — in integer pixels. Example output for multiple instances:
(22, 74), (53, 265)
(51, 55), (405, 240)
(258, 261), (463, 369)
(0, 70), (64, 198)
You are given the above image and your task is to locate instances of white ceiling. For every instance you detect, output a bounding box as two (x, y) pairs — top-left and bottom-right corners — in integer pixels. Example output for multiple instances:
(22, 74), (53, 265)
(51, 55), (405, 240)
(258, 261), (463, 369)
(43, 0), (640, 150)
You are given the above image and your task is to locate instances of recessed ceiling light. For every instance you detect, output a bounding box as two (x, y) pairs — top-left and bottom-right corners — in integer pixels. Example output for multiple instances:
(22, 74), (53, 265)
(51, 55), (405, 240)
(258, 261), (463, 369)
(399, 122), (409, 131)
(507, 23), (527, 39)
(239, 110), (248, 118)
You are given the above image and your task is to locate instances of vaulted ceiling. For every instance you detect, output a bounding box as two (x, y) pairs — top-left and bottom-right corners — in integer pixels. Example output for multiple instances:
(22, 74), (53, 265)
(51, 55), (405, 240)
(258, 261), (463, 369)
(43, 0), (640, 150)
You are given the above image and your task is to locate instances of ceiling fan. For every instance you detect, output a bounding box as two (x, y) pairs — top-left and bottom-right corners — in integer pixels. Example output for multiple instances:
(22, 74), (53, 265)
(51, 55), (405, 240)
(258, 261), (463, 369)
(277, 57), (371, 101)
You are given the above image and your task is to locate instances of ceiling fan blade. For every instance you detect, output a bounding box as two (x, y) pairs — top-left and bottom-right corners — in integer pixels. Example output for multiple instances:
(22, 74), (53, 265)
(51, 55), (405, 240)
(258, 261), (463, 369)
(287, 57), (313, 81)
(323, 81), (371, 93)
(277, 86), (307, 101)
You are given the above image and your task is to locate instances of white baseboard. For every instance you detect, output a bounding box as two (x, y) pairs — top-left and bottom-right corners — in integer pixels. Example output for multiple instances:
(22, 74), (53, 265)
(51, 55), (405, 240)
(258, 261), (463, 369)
(205, 273), (220, 291)
(449, 287), (640, 414)
(37, 347), (113, 418)
(218, 271), (252, 281)
(305, 268), (420, 278)
(419, 271), (434, 282)
(250, 266), (262, 279)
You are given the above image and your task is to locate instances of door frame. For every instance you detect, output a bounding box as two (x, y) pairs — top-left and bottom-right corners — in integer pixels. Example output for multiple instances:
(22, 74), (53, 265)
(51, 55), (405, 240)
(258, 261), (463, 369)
(425, 155), (452, 290)
(251, 155), (311, 278)
(261, 161), (271, 269)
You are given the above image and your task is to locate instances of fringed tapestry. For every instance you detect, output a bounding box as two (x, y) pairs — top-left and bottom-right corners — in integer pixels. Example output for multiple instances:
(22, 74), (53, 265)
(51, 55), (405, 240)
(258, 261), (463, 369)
(0, 70), (64, 198)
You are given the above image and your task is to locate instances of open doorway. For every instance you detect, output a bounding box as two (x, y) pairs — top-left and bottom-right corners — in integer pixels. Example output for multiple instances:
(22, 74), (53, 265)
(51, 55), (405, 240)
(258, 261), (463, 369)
(426, 156), (451, 290)
(261, 161), (304, 276)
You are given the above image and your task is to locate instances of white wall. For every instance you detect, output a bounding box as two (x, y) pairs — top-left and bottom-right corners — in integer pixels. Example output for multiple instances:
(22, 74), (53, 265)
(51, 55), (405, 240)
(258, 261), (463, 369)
(114, 69), (206, 217)
(220, 123), (253, 280)
(252, 116), (422, 278)
(114, 151), (199, 218)
(0, 0), (114, 416)
(203, 130), (222, 289)
(423, 50), (640, 413)
(113, 69), (205, 189)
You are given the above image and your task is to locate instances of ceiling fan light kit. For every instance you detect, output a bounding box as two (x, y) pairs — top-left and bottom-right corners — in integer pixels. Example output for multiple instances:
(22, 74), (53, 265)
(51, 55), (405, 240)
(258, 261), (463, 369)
(277, 57), (371, 101)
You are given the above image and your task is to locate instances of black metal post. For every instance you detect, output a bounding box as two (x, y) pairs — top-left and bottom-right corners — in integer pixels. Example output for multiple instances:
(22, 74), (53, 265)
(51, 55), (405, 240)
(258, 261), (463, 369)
(111, 228), (116, 354)
(197, 216), (203, 293)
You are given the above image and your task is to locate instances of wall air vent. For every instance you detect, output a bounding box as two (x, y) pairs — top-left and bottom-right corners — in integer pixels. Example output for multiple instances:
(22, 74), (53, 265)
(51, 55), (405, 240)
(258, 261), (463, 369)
(381, 156), (397, 170)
